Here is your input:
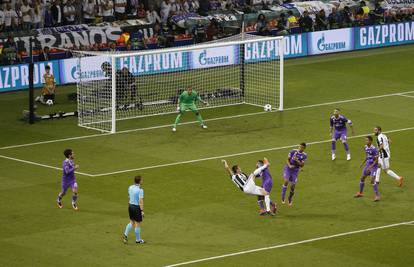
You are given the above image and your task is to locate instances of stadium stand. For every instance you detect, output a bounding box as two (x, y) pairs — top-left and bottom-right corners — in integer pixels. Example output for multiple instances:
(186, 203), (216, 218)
(0, 0), (413, 65)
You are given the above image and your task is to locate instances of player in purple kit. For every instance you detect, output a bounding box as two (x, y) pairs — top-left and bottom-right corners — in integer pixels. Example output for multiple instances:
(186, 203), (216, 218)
(330, 108), (354, 161)
(281, 143), (307, 206)
(57, 149), (79, 211)
(354, 136), (380, 202)
(256, 160), (276, 215)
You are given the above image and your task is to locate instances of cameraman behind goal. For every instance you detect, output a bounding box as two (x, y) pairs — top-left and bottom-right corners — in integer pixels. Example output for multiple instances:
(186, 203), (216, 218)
(101, 62), (141, 106)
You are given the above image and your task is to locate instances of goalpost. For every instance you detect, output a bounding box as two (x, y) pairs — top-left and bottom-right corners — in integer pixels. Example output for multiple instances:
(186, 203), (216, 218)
(72, 34), (284, 133)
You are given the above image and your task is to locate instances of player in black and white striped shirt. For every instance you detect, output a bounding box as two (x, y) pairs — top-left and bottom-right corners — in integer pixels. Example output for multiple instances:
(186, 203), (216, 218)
(374, 126), (404, 187)
(222, 158), (274, 215)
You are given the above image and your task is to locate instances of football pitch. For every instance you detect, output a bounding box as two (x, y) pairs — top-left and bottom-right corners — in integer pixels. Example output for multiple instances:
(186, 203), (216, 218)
(1, 45), (414, 267)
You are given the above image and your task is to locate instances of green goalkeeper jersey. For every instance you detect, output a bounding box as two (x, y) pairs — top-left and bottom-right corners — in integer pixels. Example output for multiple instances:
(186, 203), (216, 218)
(179, 90), (201, 105)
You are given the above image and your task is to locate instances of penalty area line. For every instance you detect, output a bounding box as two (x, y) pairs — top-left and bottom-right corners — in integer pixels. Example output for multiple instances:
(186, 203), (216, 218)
(164, 221), (414, 267)
(0, 90), (413, 151)
(90, 126), (414, 177)
(0, 154), (94, 177)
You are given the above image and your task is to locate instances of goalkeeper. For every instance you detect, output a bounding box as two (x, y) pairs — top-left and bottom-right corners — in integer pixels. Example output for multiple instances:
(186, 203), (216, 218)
(172, 86), (208, 132)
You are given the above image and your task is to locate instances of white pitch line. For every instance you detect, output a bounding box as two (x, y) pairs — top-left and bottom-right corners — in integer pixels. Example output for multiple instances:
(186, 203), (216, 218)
(0, 154), (94, 177)
(90, 126), (414, 177)
(1, 90), (413, 151)
(397, 94), (414, 99)
(283, 90), (414, 111)
(164, 221), (414, 267)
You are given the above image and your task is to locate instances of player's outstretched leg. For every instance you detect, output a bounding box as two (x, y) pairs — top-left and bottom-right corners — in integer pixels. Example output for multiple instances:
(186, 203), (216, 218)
(385, 169), (403, 187)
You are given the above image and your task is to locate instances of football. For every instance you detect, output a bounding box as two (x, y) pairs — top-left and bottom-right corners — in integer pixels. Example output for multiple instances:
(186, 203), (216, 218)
(46, 99), (54, 106)
(264, 104), (272, 112)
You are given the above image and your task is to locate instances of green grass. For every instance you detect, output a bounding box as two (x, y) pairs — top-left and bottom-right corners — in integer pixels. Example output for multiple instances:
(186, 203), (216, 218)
(1, 45), (414, 267)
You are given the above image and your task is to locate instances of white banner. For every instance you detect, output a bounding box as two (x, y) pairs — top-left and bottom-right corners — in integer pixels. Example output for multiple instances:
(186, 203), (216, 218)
(190, 46), (238, 69)
(308, 28), (354, 55)
(287, 1), (335, 17)
(60, 56), (110, 84)
(16, 26), (122, 52)
(385, 0), (414, 8)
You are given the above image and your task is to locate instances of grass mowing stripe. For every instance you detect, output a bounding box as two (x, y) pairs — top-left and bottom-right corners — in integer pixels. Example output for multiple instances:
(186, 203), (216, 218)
(2, 126), (413, 176)
(90, 126), (414, 177)
(164, 221), (414, 267)
(0, 154), (94, 177)
(1, 90), (413, 151)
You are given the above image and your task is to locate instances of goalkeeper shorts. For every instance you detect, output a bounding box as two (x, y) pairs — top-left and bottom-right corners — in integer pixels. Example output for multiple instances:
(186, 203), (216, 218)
(180, 104), (198, 112)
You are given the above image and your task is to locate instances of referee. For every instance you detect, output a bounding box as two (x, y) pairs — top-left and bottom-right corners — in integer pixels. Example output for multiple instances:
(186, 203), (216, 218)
(123, 175), (145, 244)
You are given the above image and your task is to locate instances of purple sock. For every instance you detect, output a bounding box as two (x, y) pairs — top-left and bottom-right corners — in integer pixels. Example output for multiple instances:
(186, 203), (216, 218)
(288, 191), (295, 203)
(282, 185), (287, 201)
(373, 183), (380, 196)
(331, 141), (336, 154)
(359, 181), (365, 193)
(258, 200), (264, 210)
(72, 194), (78, 203)
(344, 142), (349, 153)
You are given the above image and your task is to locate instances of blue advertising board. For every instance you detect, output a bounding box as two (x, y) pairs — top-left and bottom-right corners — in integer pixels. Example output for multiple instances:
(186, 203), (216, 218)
(0, 60), (60, 92)
(355, 22), (414, 49)
(118, 51), (188, 76)
(245, 33), (307, 63)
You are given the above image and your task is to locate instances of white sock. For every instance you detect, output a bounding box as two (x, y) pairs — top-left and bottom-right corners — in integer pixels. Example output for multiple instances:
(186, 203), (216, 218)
(375, 169), (381, 183)
(386, 170), (400, 180)
(264, 195), (271, 212)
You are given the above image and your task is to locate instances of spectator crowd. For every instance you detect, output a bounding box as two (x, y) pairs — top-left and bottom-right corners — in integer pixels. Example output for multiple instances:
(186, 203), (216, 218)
(0, 0), (413, 65)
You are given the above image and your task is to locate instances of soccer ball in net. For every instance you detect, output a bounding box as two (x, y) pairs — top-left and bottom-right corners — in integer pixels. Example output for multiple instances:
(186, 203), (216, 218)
(264, 104), (272, 112)
(46, 99), (54, 106)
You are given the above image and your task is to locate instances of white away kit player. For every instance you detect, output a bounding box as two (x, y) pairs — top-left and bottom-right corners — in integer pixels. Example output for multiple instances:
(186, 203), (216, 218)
(222, 158), (273, 214)
(374, 126), (404, 187)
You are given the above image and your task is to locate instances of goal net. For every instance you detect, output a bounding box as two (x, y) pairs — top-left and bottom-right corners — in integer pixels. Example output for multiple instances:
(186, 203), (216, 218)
(72, 33), (284, 133)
